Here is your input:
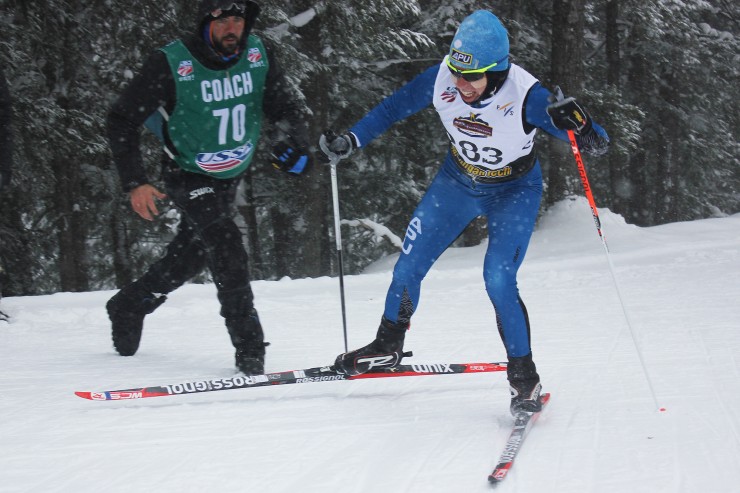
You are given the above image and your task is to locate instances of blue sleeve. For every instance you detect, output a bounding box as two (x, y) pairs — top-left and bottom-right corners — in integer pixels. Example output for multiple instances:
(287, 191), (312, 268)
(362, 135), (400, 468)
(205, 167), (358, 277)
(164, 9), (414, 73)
(349, 65), (438, 147)
(525, 83), (609, 145)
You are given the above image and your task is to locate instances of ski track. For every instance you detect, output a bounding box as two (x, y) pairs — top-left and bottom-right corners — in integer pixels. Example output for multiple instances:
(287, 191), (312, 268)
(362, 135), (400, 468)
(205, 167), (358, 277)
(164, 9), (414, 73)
(1, 201), (739, 492)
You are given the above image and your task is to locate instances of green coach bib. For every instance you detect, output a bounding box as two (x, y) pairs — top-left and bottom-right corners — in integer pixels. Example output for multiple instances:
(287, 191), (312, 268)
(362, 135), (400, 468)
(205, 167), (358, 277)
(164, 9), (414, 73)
(159, 37), (268, 179)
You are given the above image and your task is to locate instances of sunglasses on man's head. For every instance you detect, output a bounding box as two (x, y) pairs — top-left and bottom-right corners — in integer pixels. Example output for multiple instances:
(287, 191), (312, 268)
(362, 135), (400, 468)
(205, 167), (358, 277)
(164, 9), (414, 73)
(444, 55), (501, 82)
(211, 2), (245, 17)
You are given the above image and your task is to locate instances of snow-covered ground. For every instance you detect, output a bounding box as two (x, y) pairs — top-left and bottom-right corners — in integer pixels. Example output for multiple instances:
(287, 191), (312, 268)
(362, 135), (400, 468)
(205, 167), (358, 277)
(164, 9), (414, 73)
(2, 197), (739, 492)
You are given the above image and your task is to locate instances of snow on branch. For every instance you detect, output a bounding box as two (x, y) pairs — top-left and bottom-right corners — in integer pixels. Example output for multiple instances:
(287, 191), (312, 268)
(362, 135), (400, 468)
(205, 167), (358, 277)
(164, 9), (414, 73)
(342, 218), (403, 249)
(264, 4), (324, 39)
(289, 6), (319, 28)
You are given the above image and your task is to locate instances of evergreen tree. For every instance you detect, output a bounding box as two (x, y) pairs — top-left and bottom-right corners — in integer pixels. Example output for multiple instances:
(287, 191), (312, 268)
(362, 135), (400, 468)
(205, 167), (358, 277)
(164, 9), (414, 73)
(621, 0), (739, 224)
(290, 0), (439, 274)
(0, 0), (737, 295)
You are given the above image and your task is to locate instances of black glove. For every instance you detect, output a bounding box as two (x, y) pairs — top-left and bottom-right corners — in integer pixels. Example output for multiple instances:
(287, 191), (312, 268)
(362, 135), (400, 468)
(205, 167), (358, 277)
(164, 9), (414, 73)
(546, 86), (592, 135)
(0, 168), (10, 192)
(271, 141), (311, 175)
(318, 130), (356, 163)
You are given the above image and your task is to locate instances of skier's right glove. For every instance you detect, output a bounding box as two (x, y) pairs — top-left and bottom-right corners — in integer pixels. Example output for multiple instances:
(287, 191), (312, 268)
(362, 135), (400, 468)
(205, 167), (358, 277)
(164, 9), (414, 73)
(319, 130), (357, 163)
(546, 86), (592, 135)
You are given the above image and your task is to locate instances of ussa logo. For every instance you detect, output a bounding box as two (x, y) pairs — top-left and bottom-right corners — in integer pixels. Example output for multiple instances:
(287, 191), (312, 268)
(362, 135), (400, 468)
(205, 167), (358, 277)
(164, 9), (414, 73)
(247, 47), (262, 63)
(177, 60), (194, 78)
(441, 87), (458, 103)
(196, 143), (253, 173)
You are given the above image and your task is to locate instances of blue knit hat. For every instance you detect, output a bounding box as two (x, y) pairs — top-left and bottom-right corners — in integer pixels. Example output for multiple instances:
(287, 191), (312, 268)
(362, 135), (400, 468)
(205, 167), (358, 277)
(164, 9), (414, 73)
(448, 10), (510, 72)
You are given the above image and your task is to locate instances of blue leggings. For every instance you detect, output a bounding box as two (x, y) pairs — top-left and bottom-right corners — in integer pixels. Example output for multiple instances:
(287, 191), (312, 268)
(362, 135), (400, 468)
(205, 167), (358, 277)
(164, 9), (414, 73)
(384, 158), (543, 358)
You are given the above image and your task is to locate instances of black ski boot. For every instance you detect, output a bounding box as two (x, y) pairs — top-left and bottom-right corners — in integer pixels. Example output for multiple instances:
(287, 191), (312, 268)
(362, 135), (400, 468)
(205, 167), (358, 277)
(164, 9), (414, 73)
(507, 352), (543, 416)
(334, 316), (408, 376)
(106, 285), (166, 356)
(235, 342), (269, 375)
(228, 309), (268, 375)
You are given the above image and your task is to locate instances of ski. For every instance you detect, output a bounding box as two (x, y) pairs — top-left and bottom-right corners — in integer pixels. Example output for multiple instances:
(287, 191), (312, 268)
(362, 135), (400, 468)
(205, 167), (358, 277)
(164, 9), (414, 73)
(75, 361), (507, 401)
(488, 393), (551, 484)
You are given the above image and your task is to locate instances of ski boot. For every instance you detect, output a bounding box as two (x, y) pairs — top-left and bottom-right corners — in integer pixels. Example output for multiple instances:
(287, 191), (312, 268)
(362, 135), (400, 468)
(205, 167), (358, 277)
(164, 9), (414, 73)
(507, 352), (543, 416)
(228, 309), (268, 375)
(334, 316), (408, 376)
(235, 342), (269, 375)
(106, 284), (167, 356)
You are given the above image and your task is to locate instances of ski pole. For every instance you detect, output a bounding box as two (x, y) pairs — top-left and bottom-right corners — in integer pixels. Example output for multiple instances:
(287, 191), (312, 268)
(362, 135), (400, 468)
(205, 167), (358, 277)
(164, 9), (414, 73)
(329, 154), (349, 352)
(567, 130), (663, 412)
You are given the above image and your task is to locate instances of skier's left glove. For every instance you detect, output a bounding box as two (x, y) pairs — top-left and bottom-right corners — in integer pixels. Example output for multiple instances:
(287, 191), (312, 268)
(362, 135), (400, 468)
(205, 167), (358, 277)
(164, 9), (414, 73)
(319, 130), (357, 163)
(546, 86), (592, 135)
(271, 139), (311, 175)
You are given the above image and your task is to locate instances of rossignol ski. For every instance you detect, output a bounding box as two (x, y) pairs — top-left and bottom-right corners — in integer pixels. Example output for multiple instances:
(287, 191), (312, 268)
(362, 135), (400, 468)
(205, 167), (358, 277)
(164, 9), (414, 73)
(75, 361), (507, 401)
(488, 392), (551, 484)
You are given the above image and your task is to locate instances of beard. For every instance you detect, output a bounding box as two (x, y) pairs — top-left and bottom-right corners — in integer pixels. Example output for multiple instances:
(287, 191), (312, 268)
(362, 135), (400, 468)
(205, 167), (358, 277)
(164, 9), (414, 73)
(215, 34), (240, 55)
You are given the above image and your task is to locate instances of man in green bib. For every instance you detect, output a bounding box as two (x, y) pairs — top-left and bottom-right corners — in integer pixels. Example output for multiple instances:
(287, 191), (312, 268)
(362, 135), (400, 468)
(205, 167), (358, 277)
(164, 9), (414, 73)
(106, 0), (310, 374)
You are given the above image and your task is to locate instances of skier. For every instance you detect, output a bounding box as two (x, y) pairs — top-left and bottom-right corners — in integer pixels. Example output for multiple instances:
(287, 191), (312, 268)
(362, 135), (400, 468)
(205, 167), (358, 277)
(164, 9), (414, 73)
(320, 10), (609, 415)
(106, 0), (311, 374)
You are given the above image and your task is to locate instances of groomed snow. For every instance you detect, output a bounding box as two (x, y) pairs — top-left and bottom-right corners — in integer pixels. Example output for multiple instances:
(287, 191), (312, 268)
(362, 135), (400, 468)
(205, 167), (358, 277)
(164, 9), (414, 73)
(2, 197), (739, 492)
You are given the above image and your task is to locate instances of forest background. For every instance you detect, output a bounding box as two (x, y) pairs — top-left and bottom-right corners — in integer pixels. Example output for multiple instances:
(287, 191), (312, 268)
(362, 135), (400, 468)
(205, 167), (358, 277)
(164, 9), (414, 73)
(0, 0), (737, 296)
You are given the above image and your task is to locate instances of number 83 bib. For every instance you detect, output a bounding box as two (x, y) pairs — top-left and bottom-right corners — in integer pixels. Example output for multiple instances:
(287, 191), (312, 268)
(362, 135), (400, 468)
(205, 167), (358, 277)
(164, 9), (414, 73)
(432, 62), (538, 183)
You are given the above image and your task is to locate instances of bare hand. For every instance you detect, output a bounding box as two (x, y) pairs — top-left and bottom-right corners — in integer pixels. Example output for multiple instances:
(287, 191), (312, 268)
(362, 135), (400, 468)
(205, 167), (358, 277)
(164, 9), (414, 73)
(129, 184), (167, 221)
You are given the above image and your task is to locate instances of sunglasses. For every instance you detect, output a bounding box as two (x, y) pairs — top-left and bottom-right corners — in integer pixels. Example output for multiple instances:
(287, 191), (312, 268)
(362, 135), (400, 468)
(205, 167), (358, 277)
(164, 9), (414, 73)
(210, 2), (245, 18)
(444, 55), (501, 82)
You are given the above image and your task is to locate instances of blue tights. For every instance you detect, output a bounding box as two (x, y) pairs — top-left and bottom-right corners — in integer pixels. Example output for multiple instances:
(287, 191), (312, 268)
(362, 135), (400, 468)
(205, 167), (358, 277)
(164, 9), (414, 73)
(384, 158), (543, 358)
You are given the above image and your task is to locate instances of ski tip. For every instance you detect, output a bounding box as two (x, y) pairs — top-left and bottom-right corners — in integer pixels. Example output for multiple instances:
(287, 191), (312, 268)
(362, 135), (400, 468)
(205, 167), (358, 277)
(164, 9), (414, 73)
(74, 391), (93, 400)
(488, 466), (511, 484)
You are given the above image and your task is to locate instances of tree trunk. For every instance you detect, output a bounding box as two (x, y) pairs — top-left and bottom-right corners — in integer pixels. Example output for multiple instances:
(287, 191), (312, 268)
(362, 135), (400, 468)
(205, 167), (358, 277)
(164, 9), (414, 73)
(0, 206), (35, 296)
(49, 5), (89, 292)
(605, 0), (620, 88)
(548, 0), (586, 205)
(624, 9), (652, 225)
(605, 0), (629, 214)
(53, 159), (89, 292)
(295, 4), (334, 278)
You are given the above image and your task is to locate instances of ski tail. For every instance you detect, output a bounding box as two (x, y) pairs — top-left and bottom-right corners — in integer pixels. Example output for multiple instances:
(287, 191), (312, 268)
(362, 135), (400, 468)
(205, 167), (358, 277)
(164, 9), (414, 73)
(74, 389), (170, 400)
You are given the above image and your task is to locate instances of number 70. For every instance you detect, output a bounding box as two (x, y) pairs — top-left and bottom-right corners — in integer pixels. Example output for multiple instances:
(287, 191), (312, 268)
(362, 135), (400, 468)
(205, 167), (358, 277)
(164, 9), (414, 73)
(212, 104), (246, 145)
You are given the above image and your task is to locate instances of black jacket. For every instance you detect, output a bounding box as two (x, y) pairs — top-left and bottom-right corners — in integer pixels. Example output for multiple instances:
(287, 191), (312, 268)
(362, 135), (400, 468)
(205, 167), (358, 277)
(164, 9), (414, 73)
(108, 31), (307, 192)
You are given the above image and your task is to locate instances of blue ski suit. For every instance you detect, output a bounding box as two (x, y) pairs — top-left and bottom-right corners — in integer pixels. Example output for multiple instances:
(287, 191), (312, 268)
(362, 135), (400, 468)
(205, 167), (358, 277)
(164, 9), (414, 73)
(348, 62), (609, 358)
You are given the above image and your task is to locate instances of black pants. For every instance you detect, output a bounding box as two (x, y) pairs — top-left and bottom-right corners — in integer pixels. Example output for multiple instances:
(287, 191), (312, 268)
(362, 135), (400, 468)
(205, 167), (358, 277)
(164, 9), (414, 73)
(136, 164), (256, 331)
